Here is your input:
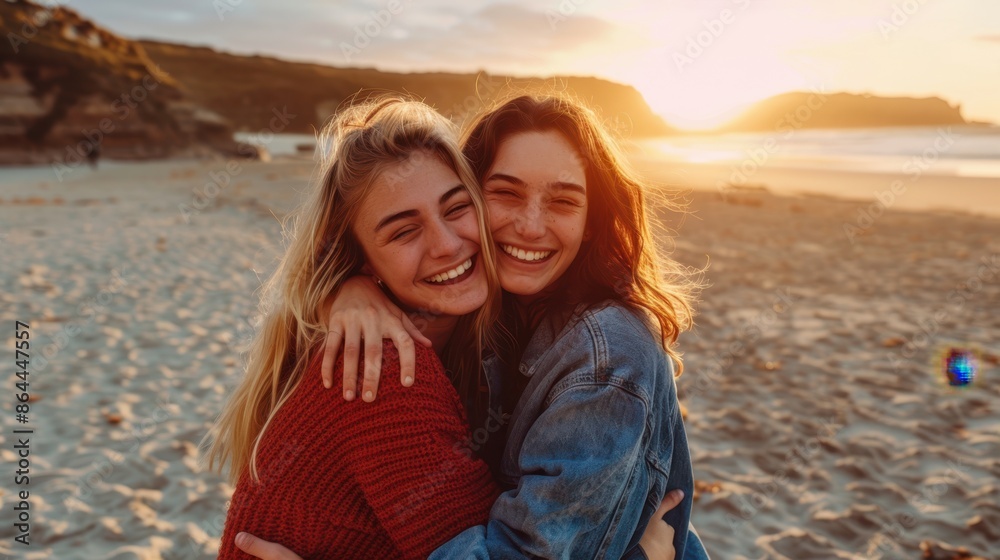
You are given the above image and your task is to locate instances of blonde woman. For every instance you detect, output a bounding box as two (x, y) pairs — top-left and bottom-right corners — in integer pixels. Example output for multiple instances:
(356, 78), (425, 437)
(208, 97), (503, 558)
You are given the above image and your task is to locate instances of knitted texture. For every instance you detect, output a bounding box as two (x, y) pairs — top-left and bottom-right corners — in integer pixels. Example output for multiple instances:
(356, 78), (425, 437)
(218, 341), (500, 559)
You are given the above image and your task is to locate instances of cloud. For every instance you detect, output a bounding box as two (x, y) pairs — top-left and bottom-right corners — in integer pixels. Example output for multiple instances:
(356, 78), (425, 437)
(975, 34), (1000, 43)
(71, 0), (621, 74)
(319, 2), (619, 71)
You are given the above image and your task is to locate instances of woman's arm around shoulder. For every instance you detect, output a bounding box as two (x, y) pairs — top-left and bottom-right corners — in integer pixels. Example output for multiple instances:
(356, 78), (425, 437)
(333, 340), (501, 558)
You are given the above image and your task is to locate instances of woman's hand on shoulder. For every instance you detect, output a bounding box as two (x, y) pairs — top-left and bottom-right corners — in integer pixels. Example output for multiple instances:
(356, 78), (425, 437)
(639, 489), (684, 560)
(234, 532), (302, 560)
(320, 276), (431, 402)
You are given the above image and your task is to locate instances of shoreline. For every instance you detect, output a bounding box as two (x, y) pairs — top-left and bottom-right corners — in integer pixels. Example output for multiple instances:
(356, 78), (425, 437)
(631, 155), (1000, 220)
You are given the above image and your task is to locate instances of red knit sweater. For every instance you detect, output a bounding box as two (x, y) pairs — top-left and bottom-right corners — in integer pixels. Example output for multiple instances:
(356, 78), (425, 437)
(217, 341), (500, 559)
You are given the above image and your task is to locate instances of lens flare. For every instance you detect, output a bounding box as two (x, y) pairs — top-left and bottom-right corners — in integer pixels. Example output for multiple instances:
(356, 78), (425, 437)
(942, 348), (977, 387)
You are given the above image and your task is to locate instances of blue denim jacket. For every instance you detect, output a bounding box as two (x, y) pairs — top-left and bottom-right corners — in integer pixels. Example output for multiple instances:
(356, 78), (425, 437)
(429, 301), (708, 559)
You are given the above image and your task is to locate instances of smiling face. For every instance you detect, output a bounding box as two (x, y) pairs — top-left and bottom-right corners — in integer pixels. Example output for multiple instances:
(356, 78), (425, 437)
(483, 130), (588, 300)
(352, 151), (487, 317)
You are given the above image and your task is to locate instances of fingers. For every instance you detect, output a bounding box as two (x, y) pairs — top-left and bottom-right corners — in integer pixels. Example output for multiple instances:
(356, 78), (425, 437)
(360, 313), (383, 403)
(656, 489), (685, 519)
(388, 326), (416, 387)
(234, 532), (303, 560)
(639, 492), (680, 560)
(341, 322), (361, 401)
(321, 326), (343, 390)
(402, 314), (433, 348)
(325, 300), (422, 402)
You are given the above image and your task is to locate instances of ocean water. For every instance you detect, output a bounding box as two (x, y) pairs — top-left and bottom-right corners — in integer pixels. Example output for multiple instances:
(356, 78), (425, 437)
(234, 132), (318, 158)
(636, 125), (1000, 179)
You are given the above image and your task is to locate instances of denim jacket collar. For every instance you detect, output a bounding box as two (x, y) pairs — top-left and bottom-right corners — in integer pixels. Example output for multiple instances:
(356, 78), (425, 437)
(518, 302), (595, 377)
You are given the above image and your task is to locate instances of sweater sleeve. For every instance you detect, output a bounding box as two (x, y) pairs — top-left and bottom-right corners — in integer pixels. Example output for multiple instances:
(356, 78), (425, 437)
(340, 341), (501, 559)
(216, 341), (500, 560)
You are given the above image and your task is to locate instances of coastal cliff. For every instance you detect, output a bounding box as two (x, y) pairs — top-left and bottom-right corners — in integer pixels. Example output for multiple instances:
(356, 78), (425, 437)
(0, 0), (252, 165)
(721, 91), (972, 132)
(137, 40), (673, 137)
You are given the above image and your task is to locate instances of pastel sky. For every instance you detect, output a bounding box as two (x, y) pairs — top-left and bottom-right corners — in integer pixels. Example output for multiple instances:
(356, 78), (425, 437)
(69, 0), (1000, 130)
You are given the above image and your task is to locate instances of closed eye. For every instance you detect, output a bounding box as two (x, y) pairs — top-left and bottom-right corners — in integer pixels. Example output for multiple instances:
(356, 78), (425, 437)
(390, 227), (417, 242)
(553, 198), (583, 207)
(446, 202), (471, 216)
(487, 188), (520, 198)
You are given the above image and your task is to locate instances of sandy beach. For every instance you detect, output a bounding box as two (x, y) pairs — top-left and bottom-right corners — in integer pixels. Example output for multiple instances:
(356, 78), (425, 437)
(0, 155), (997, 559)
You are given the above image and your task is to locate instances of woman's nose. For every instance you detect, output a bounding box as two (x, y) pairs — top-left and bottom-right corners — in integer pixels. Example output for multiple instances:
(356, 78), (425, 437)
(426, 220), (463, 258)
(513, 202), (545, 240)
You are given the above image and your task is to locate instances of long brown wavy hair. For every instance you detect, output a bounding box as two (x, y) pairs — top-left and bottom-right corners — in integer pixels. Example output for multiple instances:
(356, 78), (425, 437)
(461, 94), (701, 375)
(205, 96), (502, 483)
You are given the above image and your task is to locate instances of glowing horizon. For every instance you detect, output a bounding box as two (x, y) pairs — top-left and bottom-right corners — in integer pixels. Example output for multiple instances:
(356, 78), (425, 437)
(69, 0), (1000, 132)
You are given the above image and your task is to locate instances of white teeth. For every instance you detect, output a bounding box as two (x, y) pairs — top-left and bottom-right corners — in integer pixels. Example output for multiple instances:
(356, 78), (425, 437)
(425, 258), (473, 284)
(501, 244), (552, 262)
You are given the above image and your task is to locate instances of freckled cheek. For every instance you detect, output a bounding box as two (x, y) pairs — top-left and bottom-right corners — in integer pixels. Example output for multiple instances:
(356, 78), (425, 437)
(486, 204), (514, 232)
(552, 215), (585, 244)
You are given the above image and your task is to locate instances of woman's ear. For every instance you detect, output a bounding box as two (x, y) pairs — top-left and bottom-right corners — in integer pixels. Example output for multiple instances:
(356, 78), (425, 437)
(360, 263), (384, 287)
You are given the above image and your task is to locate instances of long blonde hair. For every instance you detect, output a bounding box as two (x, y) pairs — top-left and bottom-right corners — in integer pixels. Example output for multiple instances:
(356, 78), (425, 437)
(462, 94), (702, 376)
(205, 96), (501, 483)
